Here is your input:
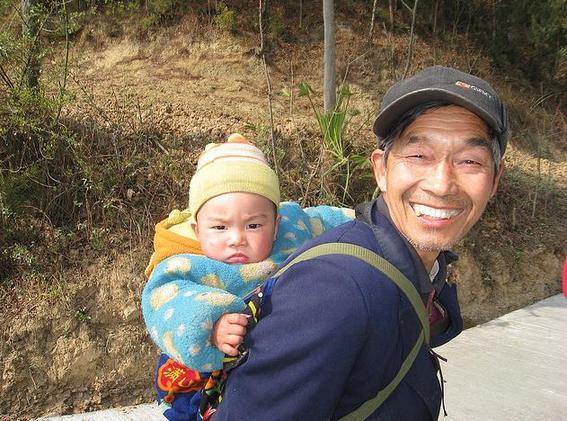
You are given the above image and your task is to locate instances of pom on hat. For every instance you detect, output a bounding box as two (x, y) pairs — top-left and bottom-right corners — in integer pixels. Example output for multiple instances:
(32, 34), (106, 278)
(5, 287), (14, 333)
(227, 133), (249, 144)
(189, 134), (280, 217)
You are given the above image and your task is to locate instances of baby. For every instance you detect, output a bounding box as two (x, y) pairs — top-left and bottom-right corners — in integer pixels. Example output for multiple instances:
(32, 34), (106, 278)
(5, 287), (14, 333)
(142, 134), (353, 419)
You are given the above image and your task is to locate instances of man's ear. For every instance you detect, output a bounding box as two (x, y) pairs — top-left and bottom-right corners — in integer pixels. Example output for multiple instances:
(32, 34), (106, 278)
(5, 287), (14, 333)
(491, 161), (505, 198)
(370, 149), (387, 192)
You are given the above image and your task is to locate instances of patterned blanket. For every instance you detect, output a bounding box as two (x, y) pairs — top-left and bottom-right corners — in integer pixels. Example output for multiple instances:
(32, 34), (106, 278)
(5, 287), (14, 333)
(142, 202), (354, 371)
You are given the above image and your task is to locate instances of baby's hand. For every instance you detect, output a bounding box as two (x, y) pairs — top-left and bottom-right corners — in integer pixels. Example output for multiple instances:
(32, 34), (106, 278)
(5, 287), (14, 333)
(211, 313), (249, 356)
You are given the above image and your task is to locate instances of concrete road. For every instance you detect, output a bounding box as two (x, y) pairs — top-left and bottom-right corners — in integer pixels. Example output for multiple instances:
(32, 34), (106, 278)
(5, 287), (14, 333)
(40, 294), (567, 421)
(38, 403), (164, 420)
(438, 293), (567, 420)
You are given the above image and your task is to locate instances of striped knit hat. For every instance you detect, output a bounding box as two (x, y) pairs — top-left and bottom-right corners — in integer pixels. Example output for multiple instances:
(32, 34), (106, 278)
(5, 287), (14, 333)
(188, 133), (280, 217)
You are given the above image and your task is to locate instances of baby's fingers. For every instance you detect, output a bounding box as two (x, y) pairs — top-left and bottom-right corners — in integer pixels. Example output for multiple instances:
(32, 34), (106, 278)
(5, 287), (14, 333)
(225, 313), (250, 327)
(219, 333), (245, 356)
(226, 323), (247, 337)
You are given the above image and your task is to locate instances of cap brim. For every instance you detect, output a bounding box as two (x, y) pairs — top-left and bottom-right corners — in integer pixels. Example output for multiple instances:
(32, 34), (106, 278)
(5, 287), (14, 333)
(373, 88), (502, 140)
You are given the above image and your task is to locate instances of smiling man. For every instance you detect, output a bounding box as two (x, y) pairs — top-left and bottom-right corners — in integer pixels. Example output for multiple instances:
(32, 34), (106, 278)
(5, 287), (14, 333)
(372, 103), (503, 271)
(214, 66), (508, 420)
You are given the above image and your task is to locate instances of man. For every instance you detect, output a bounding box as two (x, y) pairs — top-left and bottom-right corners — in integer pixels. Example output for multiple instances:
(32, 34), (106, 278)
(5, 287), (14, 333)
(214, 65), (508, 420)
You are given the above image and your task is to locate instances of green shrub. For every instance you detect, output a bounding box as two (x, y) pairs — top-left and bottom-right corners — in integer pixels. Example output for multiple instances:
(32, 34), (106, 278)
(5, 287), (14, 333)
(214, 2), (236, 32)
(145, 0), (187, 26)
(269, 13), (286, 39)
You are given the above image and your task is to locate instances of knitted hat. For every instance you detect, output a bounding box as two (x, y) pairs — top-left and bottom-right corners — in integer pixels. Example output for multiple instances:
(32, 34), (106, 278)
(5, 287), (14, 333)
(189, 133), (280, 218)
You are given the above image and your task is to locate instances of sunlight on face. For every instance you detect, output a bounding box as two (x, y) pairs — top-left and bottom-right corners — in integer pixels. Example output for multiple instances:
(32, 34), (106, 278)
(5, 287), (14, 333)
(192, 192), (279, 264)
(371, 105), (503, 270)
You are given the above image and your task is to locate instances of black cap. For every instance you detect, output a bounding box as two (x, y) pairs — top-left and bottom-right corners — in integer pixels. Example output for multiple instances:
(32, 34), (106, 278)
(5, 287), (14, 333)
(373, 66), (509, 155)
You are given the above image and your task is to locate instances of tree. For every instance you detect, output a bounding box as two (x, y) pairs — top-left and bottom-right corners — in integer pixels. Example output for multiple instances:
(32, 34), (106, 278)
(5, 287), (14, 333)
(323, 0), (336, 112)
(388, 0), (396, 31)
(369, 0), (378, 40)
(432, 0), (442, 36)
(21, 0), (41, 90)
(489, 0), (565, 82)
(258, 0), (265, 53)
(401, 0), (419, 79)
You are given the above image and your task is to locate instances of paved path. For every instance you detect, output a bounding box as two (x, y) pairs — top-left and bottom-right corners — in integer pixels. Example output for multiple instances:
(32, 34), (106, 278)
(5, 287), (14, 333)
(38, 403), (163, 420)
(40, 294), (567, 420)
(438, 293), (567, 420)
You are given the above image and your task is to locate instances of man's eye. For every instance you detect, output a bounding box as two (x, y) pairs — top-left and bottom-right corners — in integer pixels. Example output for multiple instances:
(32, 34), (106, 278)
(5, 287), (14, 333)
(462, 159), (481, 166)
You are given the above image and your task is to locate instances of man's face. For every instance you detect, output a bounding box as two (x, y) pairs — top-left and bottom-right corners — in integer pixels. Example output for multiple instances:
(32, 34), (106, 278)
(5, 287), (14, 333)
(371, 105), (503, 269)
(192, 192), (279, 264)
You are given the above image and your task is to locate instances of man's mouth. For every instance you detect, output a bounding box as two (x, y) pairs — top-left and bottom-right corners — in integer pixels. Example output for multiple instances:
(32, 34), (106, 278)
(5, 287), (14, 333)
(412, 203), (462, 220)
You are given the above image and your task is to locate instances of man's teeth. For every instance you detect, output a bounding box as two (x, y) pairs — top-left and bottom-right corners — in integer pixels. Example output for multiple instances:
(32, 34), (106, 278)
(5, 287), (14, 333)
(413, 204), (460, 219)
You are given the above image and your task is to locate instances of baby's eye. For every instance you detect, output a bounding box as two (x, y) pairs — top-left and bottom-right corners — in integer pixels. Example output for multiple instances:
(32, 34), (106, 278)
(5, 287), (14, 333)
(211, 225), (226, 230)
(247, 223), (261, 229)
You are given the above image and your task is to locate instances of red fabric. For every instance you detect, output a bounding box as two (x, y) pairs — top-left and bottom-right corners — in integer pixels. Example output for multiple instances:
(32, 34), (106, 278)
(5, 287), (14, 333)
(156, 358), (206, 394)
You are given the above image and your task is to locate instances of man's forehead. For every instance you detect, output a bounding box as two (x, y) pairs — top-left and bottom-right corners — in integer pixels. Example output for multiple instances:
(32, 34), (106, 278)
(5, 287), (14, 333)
(391, 106), (492, 151)
(396, 134), (493, 151)
(399, 105), (490, 134)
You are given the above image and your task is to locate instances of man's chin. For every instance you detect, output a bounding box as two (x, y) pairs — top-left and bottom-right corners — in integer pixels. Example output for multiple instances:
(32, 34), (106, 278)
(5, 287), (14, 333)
(405, 235), (455, 253)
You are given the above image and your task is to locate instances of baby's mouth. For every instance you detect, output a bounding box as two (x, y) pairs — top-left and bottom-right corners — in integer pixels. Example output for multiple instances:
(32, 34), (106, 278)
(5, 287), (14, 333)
(227, 253), (249, 263)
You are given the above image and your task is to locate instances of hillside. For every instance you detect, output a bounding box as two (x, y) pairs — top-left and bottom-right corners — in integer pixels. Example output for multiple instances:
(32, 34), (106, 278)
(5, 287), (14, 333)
(0, 2), (565, 418)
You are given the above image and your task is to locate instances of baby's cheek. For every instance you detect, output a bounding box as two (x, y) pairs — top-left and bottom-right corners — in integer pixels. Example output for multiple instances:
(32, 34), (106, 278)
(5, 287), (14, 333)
(256, 236), (275, 261)
(201, 237), (227, 260)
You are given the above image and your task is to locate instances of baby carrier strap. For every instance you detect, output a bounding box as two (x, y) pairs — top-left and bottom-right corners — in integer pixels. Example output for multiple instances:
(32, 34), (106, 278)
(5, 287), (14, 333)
(270, 242), (429, 420)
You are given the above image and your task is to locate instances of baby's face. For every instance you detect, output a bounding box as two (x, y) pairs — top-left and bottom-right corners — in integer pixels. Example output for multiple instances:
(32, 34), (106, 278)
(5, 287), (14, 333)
(192, 192), (279, 264)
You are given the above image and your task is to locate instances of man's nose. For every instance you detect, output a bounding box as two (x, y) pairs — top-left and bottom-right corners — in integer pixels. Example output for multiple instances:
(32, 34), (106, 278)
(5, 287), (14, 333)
(422, 160), (459, 197)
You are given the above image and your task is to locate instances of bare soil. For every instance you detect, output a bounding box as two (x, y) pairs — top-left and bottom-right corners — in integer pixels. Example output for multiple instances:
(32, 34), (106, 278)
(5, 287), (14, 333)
(1, 12), (565, 419)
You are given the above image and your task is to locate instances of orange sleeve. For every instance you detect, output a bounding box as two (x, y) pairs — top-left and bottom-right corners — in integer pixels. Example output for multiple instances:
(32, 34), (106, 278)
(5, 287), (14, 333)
(144, 219), (203, 278)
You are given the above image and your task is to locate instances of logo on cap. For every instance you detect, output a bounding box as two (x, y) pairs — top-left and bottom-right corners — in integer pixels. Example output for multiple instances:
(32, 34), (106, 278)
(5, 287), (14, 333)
(455, 81), (493, 99)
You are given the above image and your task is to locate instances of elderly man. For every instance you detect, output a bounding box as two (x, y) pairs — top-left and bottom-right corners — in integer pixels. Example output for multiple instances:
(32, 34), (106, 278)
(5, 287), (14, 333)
(214, 66), (507, 420)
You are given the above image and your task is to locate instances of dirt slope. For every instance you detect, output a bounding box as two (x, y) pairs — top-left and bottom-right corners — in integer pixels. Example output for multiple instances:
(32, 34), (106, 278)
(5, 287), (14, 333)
(1, 13), (565, 419)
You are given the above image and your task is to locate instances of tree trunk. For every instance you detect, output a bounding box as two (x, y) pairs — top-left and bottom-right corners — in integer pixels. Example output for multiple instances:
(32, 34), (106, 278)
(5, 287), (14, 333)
(432, 0), (439, 36)
(465, 1), (474, 37)
(369, 0), (378, 40)
(402, 0), (419, 79)
(388, 0), (395, 31)
(258, 0), (264, 53)
(491, 0), (497, 42)
(21, 0), (40, 90)
(323, 0), (336, 112)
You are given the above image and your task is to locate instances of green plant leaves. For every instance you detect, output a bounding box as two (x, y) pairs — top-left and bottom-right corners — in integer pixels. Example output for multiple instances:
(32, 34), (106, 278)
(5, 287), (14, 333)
(297, 81), (369, 205)
(298, 82), (314, 97)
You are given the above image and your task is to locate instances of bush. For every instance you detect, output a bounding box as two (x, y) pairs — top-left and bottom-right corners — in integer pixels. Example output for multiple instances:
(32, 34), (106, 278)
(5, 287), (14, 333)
(214, 2), (236, 32)
(144, 0), (188, 27)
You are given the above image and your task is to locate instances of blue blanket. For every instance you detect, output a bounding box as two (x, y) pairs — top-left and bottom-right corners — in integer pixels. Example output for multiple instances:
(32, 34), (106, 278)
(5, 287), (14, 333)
(142, 202), (354, 371)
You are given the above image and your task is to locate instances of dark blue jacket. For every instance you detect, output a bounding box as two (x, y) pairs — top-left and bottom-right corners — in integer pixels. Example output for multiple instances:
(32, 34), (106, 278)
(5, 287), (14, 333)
(215, 198), (463, 420)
